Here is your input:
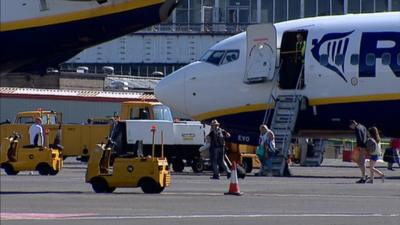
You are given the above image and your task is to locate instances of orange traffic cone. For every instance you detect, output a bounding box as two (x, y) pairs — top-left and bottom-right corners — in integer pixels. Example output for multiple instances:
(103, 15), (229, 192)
(224, 161), (242, 196)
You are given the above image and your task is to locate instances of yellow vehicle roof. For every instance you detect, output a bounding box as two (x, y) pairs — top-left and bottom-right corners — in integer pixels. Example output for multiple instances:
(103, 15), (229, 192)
(121, 101), (162, 107)
(17, 111), (56, 117)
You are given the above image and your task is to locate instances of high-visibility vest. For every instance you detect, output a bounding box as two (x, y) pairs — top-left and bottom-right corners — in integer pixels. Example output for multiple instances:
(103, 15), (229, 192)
(296, 41), (306, 63)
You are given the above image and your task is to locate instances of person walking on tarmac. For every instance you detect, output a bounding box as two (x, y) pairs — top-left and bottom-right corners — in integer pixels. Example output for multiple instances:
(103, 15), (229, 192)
(349, 120), (368, 183)
(365, 127), (384, 183)
(256, 125), (275, 176)
(29, 117), (44, 147)
(207, 120), (231, 179)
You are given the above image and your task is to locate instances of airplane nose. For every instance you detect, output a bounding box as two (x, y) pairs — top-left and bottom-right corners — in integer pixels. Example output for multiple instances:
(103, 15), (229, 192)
(155, 69), (187, 114)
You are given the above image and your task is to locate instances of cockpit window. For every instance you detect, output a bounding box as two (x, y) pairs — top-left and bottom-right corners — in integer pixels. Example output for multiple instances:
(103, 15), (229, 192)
(206, 51), (226, 65)
(200, 50), (240, 66)
(221, 50), (240, 65)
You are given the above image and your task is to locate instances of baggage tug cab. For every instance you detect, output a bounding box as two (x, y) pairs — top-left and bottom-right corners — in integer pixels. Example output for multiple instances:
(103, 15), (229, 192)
(85, 121), (170, 194)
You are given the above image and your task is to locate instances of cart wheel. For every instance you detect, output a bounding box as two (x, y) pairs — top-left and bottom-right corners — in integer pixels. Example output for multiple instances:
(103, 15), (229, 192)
(36, 163), (50, 175)
(91, 177), (110, 193)
(172, 159), (185, 172)
(191, 159), (204, 173)
(2, 163), (19, 175)
(140, 178), (164, 194)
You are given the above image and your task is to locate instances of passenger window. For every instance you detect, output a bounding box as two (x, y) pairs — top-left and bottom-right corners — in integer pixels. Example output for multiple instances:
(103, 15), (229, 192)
(221, 50), (240, 65)
(206, 50), (225, 65)
(381, 53), (391, 65)
(320, 54), (328, 66)
(350, 54), (359, 65)
(397, 53), (400, 65)
(335, 54), (344, 66)
(366, 53), (375, 66)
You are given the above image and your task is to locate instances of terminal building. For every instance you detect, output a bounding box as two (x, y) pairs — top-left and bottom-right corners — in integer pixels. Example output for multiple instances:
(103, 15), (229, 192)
(63, 0), (400, 76)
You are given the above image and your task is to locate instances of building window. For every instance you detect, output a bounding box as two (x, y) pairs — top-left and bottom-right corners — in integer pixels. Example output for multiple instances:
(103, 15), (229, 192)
(393, 0), (400, 10)
(251, 0), (258, 22)
(289, 0), (301, 20)
(318, 0), (330, 16)
(229, 0), (250, 6)
(375, 0), (388, 12)
(261, 0), (273, 22)
(275, 0), (288, 22)
(190, 1), (201, 24)
(348, 0), (361, 13)
(362, 0), (374, 13)
(305, 0), (317, 17)
(332, 0), (345, 15)
(175, 0), (189, 24)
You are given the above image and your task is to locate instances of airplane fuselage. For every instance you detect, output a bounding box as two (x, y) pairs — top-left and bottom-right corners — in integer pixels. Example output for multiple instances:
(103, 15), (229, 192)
(0, 0), (178, 74)
(155, 12), (400, 146)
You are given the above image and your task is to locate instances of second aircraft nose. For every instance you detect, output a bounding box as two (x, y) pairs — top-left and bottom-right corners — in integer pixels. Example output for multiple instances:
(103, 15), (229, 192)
(155, 69), (187, 115)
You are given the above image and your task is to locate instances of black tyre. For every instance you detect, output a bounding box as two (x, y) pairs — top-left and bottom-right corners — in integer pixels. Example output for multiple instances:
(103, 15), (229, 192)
(172, 159), (185, 172)
(242, 158), (253, 173)
(140, 178), (164, 194)
(2, 163), (19, 175)
(191, 159), (204, 173)
(106, 187), (116, 193)
(91, 177), (110, 193)
(49, 168), (59, 176)
(37, 163), (50, 176)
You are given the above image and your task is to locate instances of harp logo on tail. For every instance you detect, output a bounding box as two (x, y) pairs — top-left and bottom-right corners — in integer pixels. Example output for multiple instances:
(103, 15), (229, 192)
(311, 31), (354, 82)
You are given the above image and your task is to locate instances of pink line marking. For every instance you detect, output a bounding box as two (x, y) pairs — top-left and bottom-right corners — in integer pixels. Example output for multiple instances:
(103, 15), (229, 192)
(1, 212), (97, 220)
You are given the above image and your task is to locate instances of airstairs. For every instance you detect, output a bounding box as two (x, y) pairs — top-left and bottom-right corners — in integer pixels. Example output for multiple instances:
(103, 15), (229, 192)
(262, 65), (303, 176)
(269, 95), (302, 176)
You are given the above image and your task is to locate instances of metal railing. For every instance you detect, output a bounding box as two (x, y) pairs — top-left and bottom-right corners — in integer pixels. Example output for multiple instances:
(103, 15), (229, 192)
(137, 23), (254, 34)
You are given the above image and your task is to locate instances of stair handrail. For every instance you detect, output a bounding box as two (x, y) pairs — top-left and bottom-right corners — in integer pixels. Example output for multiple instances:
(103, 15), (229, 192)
(262, 61), (282, 125)
(277, 64), (304, 157)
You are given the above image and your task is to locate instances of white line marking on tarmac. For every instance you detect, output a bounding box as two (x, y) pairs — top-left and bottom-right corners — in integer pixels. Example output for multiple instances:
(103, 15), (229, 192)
(3, 213), (399, 221)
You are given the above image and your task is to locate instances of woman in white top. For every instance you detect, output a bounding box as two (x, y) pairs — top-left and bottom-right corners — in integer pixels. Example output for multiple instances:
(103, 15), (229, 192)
(366, 127), (384, 183)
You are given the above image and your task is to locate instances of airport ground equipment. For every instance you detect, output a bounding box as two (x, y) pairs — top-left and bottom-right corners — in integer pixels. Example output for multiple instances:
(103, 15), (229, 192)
(85, 122), (170, 193)
(1, 101), (206, 167)
(0, 134), (63, 175)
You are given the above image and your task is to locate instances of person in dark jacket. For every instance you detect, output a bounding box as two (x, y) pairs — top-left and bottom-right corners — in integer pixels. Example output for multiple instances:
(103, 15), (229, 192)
(349, 120), (368, 183)
(207, 120), (231, 179)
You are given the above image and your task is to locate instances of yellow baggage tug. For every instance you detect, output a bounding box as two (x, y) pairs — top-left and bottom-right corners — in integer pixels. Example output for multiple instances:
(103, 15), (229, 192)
(85, 121), (170, 193)
(0, 134), (63, 175)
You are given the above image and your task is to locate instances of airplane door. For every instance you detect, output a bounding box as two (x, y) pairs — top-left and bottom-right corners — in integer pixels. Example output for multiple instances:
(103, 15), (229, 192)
(244, 24), (277, 84)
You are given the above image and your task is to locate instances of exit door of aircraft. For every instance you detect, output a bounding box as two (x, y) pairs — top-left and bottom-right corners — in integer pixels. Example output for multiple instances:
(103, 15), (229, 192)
(279, 30), (308, 89)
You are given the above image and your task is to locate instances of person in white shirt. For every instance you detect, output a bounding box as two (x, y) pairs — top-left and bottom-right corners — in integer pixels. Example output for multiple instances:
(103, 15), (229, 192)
(29, 117), (44, 146)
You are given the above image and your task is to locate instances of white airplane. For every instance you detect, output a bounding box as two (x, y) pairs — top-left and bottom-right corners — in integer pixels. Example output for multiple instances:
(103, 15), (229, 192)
(0, 0), (179, 74)
(155, 12), (400, 147)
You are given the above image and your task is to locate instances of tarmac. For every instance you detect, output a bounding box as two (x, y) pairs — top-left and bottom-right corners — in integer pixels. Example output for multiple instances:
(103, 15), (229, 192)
(1, 159), (399, 225)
